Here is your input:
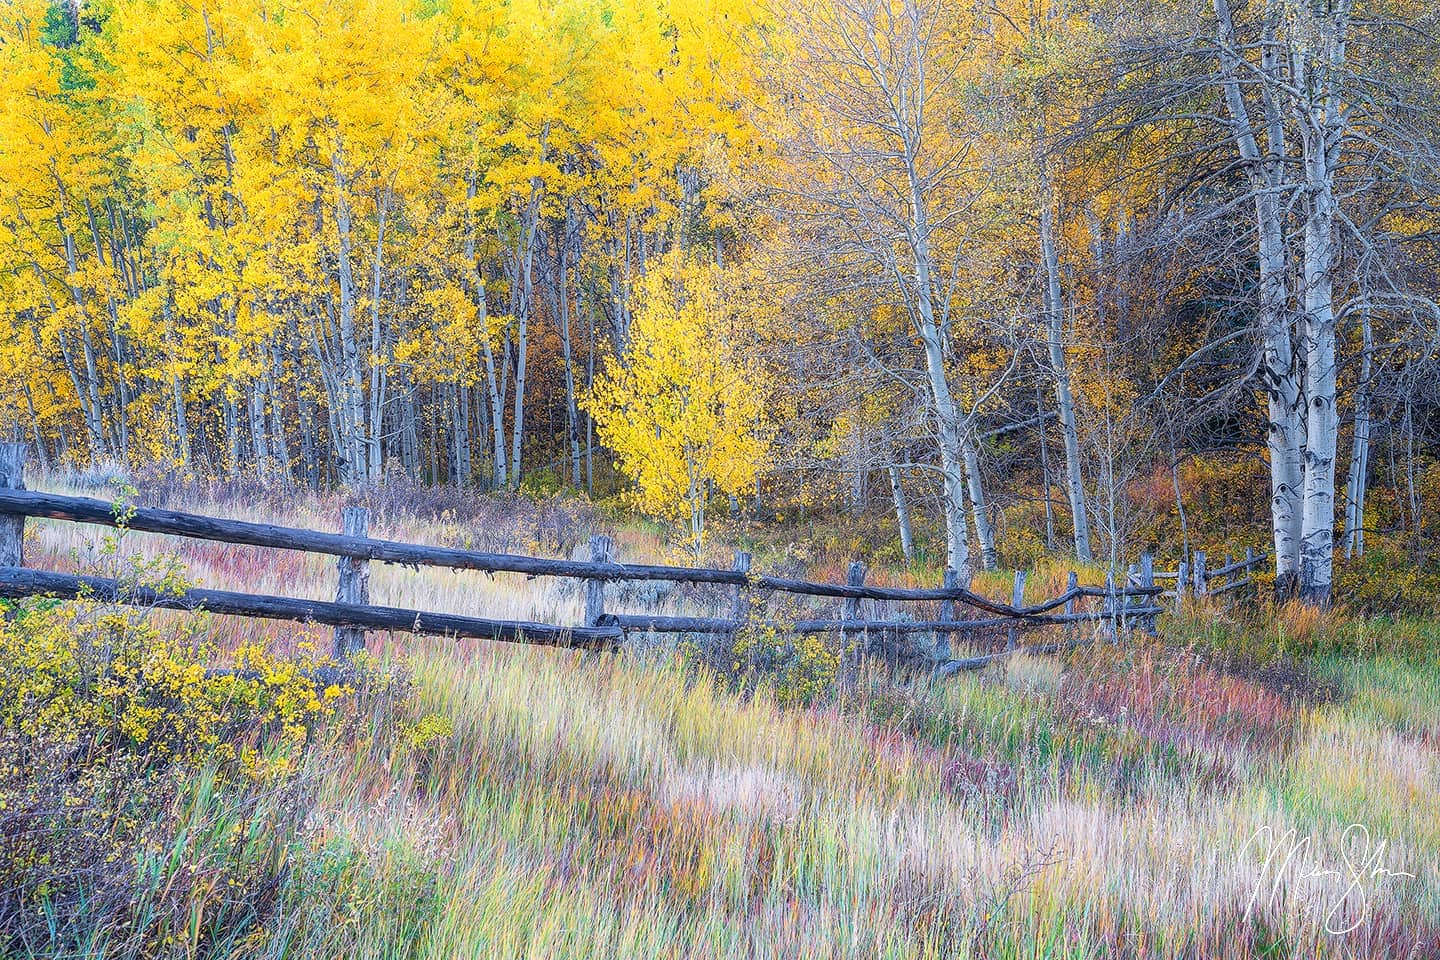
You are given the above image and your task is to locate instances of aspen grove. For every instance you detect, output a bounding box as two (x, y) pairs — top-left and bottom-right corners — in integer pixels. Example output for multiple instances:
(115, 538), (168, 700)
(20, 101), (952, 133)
(4, 0), (1440, 607)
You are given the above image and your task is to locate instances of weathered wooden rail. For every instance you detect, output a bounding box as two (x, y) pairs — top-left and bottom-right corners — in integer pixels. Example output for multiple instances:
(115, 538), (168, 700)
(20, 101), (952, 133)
(0, 444), (1170, 672)
(1152, 547), (1268, 604)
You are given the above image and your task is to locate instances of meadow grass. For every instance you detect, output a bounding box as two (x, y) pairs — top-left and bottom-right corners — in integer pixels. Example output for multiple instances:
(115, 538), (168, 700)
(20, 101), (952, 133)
(6, 483), (1439, 957)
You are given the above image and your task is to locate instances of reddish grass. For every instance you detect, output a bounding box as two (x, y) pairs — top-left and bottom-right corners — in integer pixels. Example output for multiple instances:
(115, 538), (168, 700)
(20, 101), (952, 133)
(1060, 644), (1300, 757)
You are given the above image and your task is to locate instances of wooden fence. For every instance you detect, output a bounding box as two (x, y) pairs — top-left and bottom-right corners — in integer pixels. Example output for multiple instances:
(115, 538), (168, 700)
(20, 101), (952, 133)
(0, 443), (1183, 673)
(1153, 547), (1268, 604)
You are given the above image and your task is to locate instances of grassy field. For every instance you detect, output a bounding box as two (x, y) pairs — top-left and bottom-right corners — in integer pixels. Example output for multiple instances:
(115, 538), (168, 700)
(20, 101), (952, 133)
(4, 481), (1439, 958)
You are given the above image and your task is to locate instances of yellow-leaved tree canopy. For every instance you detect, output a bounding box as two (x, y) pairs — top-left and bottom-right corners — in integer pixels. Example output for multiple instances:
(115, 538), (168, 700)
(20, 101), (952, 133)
(585, 253), (775, 558)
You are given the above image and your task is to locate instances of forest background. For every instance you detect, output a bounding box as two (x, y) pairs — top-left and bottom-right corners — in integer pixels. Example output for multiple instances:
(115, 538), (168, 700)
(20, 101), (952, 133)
(4, 0), (1440, 607)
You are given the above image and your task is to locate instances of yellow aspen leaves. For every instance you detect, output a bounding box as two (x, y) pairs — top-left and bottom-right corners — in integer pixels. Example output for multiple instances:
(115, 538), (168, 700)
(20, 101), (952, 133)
(585, 253), (775, 556)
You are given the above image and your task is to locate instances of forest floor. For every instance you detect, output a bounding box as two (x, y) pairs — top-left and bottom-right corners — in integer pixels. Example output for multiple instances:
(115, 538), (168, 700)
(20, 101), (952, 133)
(5, 480), (1440, 959)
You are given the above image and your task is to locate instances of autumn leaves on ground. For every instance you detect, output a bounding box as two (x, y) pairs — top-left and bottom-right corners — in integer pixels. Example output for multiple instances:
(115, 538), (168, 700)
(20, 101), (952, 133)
(3, 478), (1437, 960)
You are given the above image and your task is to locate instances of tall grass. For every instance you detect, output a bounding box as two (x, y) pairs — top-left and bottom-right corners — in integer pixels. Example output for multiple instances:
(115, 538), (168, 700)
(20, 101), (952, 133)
(7, 484), (1439, 957)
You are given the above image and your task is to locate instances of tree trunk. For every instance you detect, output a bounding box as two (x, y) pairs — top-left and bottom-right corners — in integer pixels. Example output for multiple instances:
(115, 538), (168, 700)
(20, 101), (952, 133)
(331, 148), (368, 487)
(509, 180), (543, 489)
(1295, 3), (1348, 606)
(1036, 384), (1056, 550)
(962, 436), (997, 570)
(1343, 310), (1372, 558)
(22, 383), (51, 473)
(464, 172), (507, 490)
(1214, 0), (1305, 592)
(908, 200), (971, 580)
(367, 187), (390, 482)
(887, 463), (915, 563)
(88, 201), (131, 463)
(1040, 195), (1092, 562)
(248, 378), (270, 481)
(55, 224), (108, 460)
(218, 391), (238, 479)
(477, 282), (507, 490)
(558, 208), (583, 488)
(400, 383), (420, 480)
(453, 383), (471, 488)
(266, 341), (293, 483)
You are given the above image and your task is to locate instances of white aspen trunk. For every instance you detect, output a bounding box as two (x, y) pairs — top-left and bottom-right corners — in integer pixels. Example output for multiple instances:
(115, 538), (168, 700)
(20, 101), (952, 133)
(87, 201), (131, 462)
(453, 383), (471, 488)
(886, 24), (972, 583)
(297, 384), (318, 489)
(401, 387), (420, 479)
(1036, 384), (1057, 549)
(1039, 195), (1092, 562)
(248, 379), (270, 480)
(56, 224), (108, 459)
(331, 149), (368, 487)
(162, 297), (191, 468)
(53, 329), (102, 460)
(962, 435), (997, 570)
(888, 463), (915, 563)
(908, 188), (972, 582)
(585, 289), (596, 494)
(173, 375), (191, 468)
(471, 383), (487, 477)
(606, 207), (633, 349)
(1298, 218), (1338, 605)
(480, 316), (506, 489)
(509, 179), (543, 490)
(1343, 310), (1372, 558)
(224, 394), (241, 480)
(22, 383), (51, 473)
(558, 208), (582, 488)
(367, 188), (389, 481)
(684, 450), (707, 561)
(1294, 1), (1348, 606)
(462, 172), (507, 489)
(1258, 198), (1305, 592)
(266, 340), (292, 482)
(1213, 0), (1304, 591)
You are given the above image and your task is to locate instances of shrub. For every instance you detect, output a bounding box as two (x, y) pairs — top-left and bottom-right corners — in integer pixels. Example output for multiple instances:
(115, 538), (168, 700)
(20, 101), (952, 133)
(0, 602), (349, 955)
(56, 458), (135, 493)
(518, 467), (564, 500)
(682, 592), (845, 708)
(1334, 545), (1440, 617)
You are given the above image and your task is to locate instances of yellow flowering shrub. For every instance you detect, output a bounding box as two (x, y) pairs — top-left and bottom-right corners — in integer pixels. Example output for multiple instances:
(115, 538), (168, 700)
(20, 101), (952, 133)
(0, 605), (347, 781)
(0, 599), (354, 955)
(728, 623), (842, 707)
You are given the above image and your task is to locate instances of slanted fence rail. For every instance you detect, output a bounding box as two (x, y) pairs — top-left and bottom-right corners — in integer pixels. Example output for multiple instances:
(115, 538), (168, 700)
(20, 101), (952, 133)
(0, 444), (1223, 673)
(1152, 547), (1269, 604)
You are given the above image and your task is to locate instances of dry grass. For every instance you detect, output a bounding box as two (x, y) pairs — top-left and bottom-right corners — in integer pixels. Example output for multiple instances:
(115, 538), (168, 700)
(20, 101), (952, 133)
(11, 481), (1440, 957)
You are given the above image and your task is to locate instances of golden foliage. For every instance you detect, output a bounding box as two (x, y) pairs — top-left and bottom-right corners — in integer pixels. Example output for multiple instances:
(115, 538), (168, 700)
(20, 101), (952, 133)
(585, 252), (775, 554)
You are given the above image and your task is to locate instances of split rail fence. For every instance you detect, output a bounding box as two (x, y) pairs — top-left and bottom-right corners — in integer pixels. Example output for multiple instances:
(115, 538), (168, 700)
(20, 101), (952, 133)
(0, 444), (1220, 673)
(1153, 547), (1268, 602)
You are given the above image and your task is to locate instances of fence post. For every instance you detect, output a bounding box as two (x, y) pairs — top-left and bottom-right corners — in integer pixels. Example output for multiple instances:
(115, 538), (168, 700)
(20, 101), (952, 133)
(1139, 553), (1157, 636)
(1192, 550), (1207, 597)
(1244, 547), (1256, 591)
(0, 444), (25, 572)
(1103, 570), (1118, 642)
(1006, 569), (1027, 650)
(840, 560), (866, 654)
(1064, 570), (1077, 642)
(585, 534), (613, 629)
(333, 507), (370, 659)
(1126, 562), (1141, 635)
(1175, 558), (1189, 608)
(728, 550), (752, 637)
(936, 568), (958, 662)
